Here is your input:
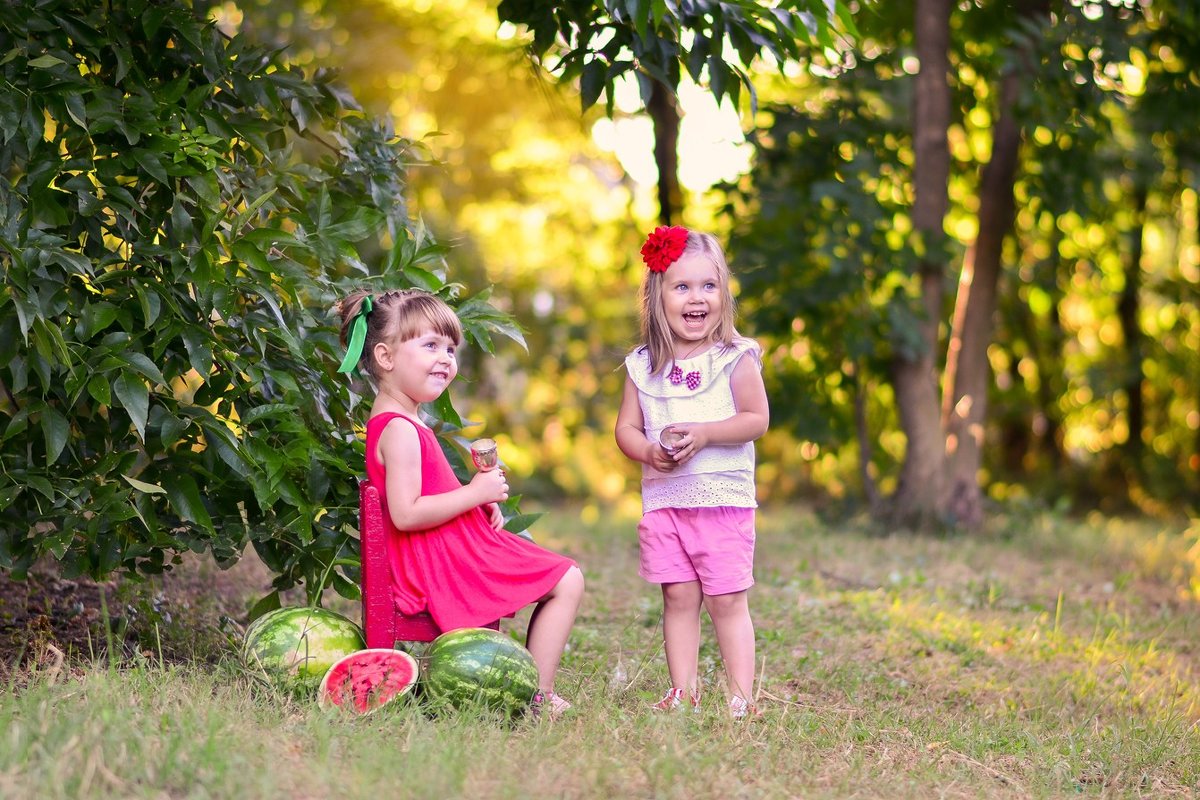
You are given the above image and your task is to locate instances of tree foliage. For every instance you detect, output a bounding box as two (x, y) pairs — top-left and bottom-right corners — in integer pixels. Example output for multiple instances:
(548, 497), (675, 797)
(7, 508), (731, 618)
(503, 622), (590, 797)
(728, 1), (1200, 514)
(219, 0), (657, 510)
(496, 0), (857, 113)
(0, 0), (524, 600)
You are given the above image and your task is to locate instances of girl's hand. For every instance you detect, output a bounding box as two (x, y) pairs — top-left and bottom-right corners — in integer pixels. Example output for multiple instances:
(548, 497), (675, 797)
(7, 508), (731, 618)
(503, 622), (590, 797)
(469, 468), (509, 505)
(648, 440), (679, 472)
(669, 424), (709, 466)
(484, 502), (504, 530)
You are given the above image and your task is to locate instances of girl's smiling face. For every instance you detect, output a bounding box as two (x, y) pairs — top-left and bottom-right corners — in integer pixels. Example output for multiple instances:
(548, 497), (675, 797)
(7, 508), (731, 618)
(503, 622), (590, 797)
(389, 328), (459, 404)
(660, 254), (723, 352)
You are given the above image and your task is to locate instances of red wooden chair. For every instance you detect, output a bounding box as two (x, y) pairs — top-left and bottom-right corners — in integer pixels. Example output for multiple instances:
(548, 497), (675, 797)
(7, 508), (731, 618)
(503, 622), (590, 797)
(359, 480), (497, 648)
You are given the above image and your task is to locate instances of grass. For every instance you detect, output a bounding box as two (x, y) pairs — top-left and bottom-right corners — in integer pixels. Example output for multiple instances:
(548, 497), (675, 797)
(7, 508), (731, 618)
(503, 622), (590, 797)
(2, 504), (1198, 799)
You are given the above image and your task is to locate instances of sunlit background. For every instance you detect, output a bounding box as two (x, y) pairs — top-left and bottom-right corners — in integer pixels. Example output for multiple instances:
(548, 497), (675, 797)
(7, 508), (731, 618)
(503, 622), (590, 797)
(210, 0), (1198, 526)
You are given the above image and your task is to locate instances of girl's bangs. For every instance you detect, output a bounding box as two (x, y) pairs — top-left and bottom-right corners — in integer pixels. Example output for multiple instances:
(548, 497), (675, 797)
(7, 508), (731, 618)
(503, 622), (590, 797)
(396, 296), (463, 344)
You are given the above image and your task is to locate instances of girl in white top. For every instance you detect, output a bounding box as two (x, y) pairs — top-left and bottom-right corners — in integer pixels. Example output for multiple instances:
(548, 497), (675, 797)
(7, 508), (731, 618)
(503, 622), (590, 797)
(615, 226), (770, 718)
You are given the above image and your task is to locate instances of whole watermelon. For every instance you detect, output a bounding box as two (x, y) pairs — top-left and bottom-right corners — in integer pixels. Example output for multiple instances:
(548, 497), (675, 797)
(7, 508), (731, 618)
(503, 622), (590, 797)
(422, 628), (539, 717)
(241, 606), (365, 695)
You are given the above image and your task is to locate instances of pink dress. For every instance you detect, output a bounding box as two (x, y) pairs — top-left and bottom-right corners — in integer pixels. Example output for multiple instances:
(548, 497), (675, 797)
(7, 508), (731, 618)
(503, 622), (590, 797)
(365, 412), (575, 631)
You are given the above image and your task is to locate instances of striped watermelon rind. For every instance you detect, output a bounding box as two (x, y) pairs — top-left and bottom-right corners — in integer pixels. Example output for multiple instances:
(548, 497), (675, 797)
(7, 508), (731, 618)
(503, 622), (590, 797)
(318, 648), (420, 714)
(421, 628), (540, 717)
(241, 606), (365, 695)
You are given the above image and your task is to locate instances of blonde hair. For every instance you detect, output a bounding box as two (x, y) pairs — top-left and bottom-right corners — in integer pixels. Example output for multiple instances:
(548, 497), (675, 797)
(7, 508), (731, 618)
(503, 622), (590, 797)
(638, 230), (738, 375)
(335, 289), (462, 379)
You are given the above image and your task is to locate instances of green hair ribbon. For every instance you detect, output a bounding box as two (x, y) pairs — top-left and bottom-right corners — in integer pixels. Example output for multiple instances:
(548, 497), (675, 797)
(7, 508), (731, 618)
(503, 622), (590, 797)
(337, 295), (373, 374)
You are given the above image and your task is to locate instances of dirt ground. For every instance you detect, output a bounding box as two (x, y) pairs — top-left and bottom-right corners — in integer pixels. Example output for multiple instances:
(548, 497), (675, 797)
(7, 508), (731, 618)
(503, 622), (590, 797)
(0, 552), (286, 672)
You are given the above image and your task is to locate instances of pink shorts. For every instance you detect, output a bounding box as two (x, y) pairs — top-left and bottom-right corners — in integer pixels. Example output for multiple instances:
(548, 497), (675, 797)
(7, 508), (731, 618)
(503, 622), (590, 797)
(637, 506), (756, 595)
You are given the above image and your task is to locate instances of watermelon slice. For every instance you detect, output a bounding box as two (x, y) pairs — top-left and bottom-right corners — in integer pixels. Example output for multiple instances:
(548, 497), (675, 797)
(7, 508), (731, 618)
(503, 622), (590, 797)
(318, 648), (420, 714)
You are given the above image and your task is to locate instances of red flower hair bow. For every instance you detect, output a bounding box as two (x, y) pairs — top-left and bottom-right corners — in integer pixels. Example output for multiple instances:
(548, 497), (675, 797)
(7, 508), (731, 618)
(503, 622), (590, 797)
(640, 225), (689, 273)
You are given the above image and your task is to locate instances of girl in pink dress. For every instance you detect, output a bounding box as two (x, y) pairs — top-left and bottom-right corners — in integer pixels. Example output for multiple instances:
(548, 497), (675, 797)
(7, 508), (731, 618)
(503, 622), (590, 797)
(337, 288), (583, 717)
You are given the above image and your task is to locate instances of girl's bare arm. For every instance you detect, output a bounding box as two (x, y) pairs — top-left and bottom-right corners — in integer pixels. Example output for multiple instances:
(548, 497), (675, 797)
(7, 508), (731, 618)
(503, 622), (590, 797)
(615, 375), (677, 471)
(379, 420), (509, 531)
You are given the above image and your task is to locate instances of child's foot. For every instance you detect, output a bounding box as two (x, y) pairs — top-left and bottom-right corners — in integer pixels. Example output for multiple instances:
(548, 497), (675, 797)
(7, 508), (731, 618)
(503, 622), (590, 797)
(729, 695), (761, 719)
(530, 690), (572, 720)
(650, 687), (701, 712)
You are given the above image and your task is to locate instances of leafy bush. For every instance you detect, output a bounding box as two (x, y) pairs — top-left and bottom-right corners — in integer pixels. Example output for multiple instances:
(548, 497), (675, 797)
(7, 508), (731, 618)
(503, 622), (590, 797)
(0, 0), (520, 602)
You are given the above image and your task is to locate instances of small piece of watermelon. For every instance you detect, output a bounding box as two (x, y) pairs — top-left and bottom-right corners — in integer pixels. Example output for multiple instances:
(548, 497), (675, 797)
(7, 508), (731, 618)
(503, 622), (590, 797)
(318, 648), (420, 714)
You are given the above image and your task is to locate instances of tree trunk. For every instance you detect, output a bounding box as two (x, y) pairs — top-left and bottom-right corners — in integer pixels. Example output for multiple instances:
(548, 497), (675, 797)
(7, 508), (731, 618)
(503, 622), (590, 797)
(647, 78), (681, 225)
(1118, 184), (1148, 467)
(887, 0), (951, 525)
(941, 67), (1025, 527)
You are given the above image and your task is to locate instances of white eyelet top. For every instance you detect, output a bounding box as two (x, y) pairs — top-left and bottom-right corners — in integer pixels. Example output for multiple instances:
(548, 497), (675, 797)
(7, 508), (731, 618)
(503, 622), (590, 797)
(624, 336), (762, 513)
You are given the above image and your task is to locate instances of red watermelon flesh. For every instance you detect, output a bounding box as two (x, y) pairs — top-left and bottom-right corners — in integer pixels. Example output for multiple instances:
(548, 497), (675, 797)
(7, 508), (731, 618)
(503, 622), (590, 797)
(318, 649), (420, 714)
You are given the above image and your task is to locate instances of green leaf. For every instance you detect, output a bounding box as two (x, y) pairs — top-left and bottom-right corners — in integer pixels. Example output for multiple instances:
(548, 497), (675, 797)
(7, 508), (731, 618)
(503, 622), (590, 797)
(41, 406), (69, 465)
(28, 54), (65, 68)
(85, 301), (120, 338)
(240, 403), (299, 425)
(306, 460), (330, 505)
(186, 173), (219, 208)
(159, 413), (186, 448)
(32, 319), (74, 369)
(232, 188), (277, 233)
(180, 328), (213, 377)
(628, 0), (649, 39)
(129, 492), (160, 537)
(708, 55), (728, 103)
(503, 512), (544, 536)
(170, 196), (194, 239)
(43, 528), (73, 560)
(121, 352), (167, 386)
(580, 60), (606, 111)
(113, 372), (149, 440)
(686, 36), (708, 83)
(0, 484), (24, 511)
(650, 0), (669, 26)
(163, 473), (214, 533)
(247, 591), (281, 623)
(331, 572), (360, 601)
(143, 6), (168, 38)
(87, 375), (111, 406)
(200, 423), (250, 477)
(134, 148), (170, 184)
(134, 284), (161, 327)
(4, 407), (32, 442)
(64, 91), (88, 131)
(403, 266), (445, 291)
(232, 240), (271, 274)
(26, 475), (55, 501)
(430, 390), (463, 428)
(323, 208), (381, 243)
(122, 474), (166, 494)
(834, 1), (860, 38)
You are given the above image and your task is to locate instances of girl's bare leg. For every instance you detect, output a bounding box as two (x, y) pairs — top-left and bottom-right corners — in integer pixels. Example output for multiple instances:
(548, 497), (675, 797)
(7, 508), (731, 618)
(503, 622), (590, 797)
(526, 566), (585, 691)
(661, 580), (703, 697)
(703, 590), (755, 702)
